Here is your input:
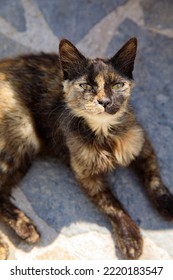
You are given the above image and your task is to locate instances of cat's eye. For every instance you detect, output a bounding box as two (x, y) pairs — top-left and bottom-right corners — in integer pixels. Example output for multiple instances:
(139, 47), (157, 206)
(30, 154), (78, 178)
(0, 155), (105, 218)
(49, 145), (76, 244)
(112, 82), (125, 91)
(80, 83), (93, 91)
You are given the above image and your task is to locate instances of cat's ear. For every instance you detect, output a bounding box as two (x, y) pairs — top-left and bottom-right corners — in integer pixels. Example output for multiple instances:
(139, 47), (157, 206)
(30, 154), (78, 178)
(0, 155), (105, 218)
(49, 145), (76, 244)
(59, 39), (87, 80)
(109, 37), (137, 79)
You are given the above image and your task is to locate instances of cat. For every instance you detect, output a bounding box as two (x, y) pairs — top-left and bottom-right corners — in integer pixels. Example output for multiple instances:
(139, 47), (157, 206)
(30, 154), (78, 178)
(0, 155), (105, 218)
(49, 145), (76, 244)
(0, 37), (173, 260)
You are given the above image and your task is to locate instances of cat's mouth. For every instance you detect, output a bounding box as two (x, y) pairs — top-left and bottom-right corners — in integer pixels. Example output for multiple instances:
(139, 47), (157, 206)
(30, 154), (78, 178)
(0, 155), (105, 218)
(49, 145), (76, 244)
(104, 104), (120, 115)
(84, 100), (120, 115)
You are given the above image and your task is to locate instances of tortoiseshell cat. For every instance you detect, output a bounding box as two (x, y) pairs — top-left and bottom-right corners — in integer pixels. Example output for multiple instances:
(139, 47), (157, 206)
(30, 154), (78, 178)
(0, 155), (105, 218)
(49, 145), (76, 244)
(0, 38), (173, 260)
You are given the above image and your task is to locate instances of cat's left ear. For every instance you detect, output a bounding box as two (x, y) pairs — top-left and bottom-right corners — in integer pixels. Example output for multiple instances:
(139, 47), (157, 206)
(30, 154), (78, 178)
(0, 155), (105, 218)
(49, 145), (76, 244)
(109, 37), (137, 79)
(59, 39), (87, 80)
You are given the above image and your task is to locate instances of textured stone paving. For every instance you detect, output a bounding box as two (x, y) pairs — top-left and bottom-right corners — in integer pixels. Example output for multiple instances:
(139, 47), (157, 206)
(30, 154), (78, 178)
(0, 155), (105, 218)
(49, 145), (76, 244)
(0, 0), (173, 260)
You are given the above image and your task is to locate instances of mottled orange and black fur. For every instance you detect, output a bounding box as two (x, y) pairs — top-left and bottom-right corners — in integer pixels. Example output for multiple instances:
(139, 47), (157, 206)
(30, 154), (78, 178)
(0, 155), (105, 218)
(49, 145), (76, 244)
(0, 38), (173, 259)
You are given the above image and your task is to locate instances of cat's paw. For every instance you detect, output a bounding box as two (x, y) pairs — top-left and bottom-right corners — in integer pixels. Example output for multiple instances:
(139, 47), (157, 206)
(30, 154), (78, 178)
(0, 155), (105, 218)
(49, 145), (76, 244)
(9, 210), (40, 243)
(153, 191), (173, 220)
(0, 240), (9, 260)
(113, 215), (143, 259)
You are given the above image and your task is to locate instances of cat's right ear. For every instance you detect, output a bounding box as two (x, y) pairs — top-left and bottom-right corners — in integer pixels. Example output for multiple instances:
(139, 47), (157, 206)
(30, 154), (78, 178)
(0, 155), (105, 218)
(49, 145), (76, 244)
(59, 39), (87, 80)
(109, 37), (137, 79)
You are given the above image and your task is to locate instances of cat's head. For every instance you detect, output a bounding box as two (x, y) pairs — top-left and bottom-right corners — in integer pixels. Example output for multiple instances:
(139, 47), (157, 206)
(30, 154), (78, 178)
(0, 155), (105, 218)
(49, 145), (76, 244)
(59, 38), (137, 118)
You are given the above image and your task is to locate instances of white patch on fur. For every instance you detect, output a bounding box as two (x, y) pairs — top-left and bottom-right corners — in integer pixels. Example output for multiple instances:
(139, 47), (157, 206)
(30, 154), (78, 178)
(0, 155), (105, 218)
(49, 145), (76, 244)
(0, 161), (8, 172)
(113, 126), (144, 166)
(18, 114), (40, 151)
(83, 104), (128, 137)
(0, 80), (17, 111)
(0, 81), (41, 152)
(84, 112), (119, 137)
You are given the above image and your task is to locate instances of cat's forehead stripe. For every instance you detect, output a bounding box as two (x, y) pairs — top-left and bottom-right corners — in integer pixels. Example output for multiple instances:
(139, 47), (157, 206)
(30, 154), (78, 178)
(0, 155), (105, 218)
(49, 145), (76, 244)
(91, 58), (120, 81)
(95, 74), (105, 89)
(92, 58), (105, 66)
(91, 58), (107, 74)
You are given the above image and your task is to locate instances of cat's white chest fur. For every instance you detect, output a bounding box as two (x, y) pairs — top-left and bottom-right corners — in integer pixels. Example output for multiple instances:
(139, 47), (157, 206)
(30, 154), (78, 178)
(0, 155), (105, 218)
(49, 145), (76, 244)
(84, 112), (144, 167)
(112, 126), (144, 166)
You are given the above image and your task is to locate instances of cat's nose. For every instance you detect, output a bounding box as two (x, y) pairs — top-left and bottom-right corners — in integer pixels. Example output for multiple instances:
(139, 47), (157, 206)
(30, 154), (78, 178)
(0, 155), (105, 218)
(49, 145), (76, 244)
(98, 98), (110, 108)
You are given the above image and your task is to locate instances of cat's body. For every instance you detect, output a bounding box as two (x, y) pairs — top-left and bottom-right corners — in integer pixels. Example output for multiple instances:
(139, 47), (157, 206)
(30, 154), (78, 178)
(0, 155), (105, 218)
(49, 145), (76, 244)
(0, 38), (173, 260)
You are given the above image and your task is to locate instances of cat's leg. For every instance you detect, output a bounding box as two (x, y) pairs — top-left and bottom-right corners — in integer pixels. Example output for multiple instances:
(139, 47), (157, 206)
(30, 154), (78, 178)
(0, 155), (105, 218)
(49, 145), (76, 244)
(0, 237), (8, 260)
(0, 165), (40, 259)
(71, 161), (143, 259)
(0, 134), (41, 258)
(0, 80), (41, 258)
(0, 192), (40, 244)
(132, 135), (173, 219)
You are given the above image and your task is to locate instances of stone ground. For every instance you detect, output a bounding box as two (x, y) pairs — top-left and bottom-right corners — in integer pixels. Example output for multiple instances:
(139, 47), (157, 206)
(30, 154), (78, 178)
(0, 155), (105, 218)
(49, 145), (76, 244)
(0, 0), (173, 260)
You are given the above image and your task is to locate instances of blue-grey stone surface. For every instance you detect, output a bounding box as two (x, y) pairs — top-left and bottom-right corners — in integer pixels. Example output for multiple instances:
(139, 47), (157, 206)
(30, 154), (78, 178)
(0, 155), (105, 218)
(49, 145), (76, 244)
(0, 0), (26, 32)
(0, 0), (173, 260)
(33, 0), (127, 43)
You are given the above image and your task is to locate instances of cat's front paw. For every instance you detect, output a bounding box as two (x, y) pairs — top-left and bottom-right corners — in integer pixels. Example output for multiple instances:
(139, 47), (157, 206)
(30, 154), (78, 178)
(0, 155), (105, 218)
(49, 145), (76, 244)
(9, 210), (40, 243)
(152, 190), (173, 220)
(113, 215), (143, 259)
(18, 221), (40, 244)
(0, 239), (9, 260)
